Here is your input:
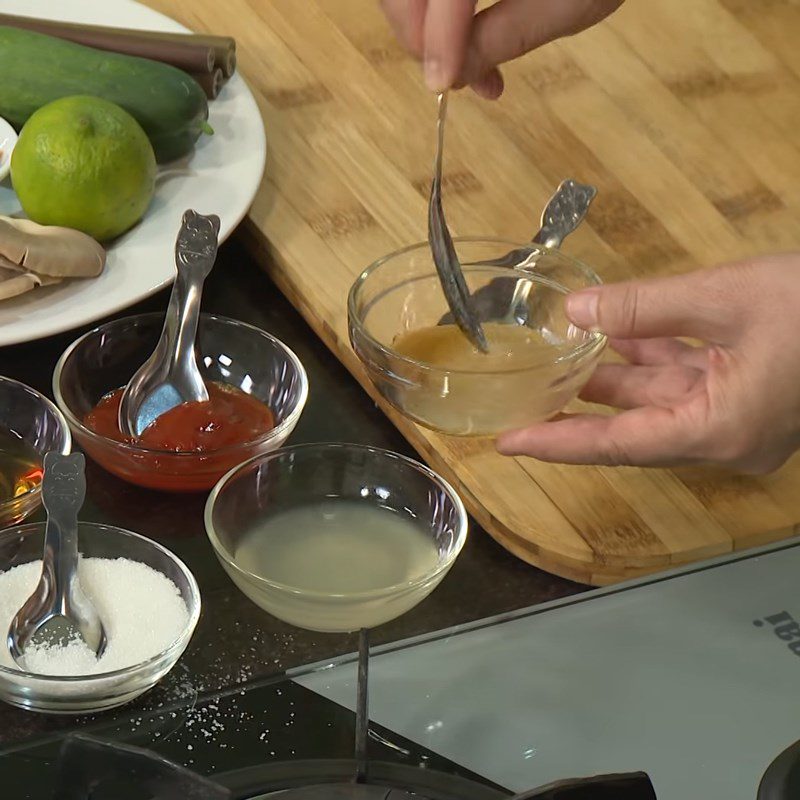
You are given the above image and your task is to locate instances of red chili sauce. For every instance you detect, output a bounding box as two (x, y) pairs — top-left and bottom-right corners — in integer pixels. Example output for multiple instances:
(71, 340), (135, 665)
(84, 382), (276, 452)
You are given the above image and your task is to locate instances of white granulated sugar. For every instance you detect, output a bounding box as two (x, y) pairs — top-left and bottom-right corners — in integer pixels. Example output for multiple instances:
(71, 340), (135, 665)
(0, 557), (189, 676)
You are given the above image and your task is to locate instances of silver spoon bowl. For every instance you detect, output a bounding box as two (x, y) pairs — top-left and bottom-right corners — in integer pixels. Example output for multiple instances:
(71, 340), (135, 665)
(7, 452), (106, 669)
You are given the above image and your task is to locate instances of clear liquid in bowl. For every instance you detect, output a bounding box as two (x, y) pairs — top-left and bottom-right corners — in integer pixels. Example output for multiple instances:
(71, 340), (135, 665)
(393, 322), (571, 371)
(0, 429), (42, 504)
(387, 321), (594, 436)
(355, 266), (605, 436)
(231, 501), (440, 632)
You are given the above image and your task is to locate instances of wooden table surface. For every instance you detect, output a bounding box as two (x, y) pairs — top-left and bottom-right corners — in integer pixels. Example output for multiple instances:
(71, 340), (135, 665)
(148, 0), (800, 585)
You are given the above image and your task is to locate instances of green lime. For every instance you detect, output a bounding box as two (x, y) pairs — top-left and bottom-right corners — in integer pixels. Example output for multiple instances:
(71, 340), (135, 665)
(11, 95), (156, 242)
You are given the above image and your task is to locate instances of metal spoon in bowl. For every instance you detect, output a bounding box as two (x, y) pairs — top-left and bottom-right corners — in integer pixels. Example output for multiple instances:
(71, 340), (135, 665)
(118, 209), (221, 438)
(8, 452), (106, 669)
(498, 179), (596, 325)
(428, 91), (488, 353)
(470, 179), (596, 269)
(438, 179), (596, 326)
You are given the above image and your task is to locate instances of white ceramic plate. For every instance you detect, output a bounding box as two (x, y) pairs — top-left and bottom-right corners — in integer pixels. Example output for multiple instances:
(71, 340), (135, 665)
(0, 0), (266, 347)
(0, 116), (17, 182)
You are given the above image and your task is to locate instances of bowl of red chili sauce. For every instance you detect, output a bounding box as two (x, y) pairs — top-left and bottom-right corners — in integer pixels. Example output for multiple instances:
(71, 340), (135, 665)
(53, 314), (308, 492)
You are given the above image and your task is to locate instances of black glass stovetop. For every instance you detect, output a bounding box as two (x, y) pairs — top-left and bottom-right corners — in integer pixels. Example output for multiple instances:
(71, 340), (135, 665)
(0, 676), (503, 799)
(0, 674), (656, 800)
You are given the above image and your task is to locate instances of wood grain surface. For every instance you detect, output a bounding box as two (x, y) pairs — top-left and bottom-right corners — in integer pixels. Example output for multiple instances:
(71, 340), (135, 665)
(148, 0), (800, 585)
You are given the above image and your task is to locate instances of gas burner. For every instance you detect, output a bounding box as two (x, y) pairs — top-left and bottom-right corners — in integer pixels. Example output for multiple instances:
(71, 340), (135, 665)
(221, 760), (656, 800)
(256, 786), (419, 800)
(758, 737), (800, 799)
(218, 759), (504, 800)
(56, 735), (229, 800)
(56, 735), (657, 800)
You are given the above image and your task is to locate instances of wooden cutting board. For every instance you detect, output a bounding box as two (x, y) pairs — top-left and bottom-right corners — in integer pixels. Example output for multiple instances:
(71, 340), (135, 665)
(149, 0), (800, 585)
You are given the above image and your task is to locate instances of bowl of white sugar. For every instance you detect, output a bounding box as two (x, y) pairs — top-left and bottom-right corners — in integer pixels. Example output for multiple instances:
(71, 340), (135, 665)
(0, 522), (200, 713)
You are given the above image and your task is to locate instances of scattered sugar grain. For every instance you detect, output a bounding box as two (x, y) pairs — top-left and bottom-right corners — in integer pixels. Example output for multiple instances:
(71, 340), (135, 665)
(0, 557), (189, 676)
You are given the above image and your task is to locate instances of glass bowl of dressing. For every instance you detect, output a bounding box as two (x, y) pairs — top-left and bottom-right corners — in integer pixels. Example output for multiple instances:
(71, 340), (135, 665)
(53, 313), (309, 492)
(348, 238), (607, 436)
(0, 377), (71, 529)
(0, 521), (200, 714)
(205, 443), (468, 633)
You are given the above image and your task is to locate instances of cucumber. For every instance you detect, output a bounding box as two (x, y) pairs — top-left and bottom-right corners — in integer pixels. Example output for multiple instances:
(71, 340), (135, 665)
(0, 26), (210, 163)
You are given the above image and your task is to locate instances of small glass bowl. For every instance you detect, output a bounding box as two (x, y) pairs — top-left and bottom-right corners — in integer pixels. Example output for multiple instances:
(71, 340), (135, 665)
(53, 313), (309, 492)
(0, 377), (71, 529)
(205, 443), (468, 633)
(0, 522), (200, 714)
(348, 238), (607, 436)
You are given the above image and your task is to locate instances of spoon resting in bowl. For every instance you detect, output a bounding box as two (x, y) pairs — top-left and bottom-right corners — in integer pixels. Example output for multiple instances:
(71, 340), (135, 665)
(7, 452), (106, 669)
(118, 209), (220, 438)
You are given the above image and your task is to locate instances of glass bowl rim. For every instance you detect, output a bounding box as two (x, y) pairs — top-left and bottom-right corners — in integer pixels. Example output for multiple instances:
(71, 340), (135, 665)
(205, 442), (469, 601)
(52, 312), (310, 458)
(347, 236), (607, 376)
(0, 521), (201, 682)
(0, 376), (72, 515)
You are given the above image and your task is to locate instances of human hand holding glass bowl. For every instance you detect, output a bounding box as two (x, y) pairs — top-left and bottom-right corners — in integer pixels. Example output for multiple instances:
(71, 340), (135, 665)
(347, 238), (606, 437)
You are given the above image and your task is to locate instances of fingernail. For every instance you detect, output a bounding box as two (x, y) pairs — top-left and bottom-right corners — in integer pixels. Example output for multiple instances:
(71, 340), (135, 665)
(487, 70), (504, 98)
(472, 70), (503, 100)
(495, 435), (514, 456)
(424, 57), (447, 91)
(566, 289), (600, 330)
(495, 429), (524, 456)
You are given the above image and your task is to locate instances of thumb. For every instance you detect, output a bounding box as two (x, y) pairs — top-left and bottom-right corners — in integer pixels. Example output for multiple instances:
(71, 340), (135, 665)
(565, 271), (737, 342)
(423, 0), (477, 91)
